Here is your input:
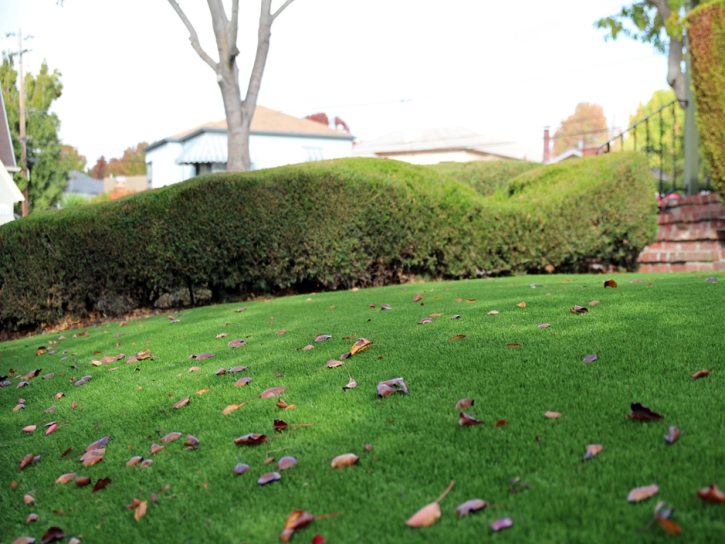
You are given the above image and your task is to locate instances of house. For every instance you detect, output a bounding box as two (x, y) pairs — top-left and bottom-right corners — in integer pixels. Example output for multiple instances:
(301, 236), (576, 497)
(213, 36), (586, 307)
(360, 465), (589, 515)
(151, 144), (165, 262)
(0, 91), (23, 225)
(352, 127), (527, 164)
(542, 127), (598, 164)
(144, 106), (355, 189)
(66, 170), (104, 199)
(103, 175), (148, 195)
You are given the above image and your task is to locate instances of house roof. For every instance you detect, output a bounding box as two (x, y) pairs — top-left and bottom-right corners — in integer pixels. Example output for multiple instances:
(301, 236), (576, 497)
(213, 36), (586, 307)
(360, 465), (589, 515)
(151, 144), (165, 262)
(352, 127), (526, 161)
(66, 170), (104, 196)
(546, 148), (583, 164)
(146, 105), (354, 153)
(0, 91), (18, 171)
(176, 132), (227, 164)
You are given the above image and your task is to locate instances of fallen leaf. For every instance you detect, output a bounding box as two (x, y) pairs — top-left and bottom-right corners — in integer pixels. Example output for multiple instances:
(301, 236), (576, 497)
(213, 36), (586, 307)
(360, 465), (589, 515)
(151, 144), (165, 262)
(234, 433), (267, 445)
(589, 300), (600, 306)
(188, 366), (201, 372)
(312, 535), (324, 544)
(583, 354), (597, 363)
(491, 517), (513, 531)
(44, 406), (57, 414)
(604, 279), (618, 288)
(228, 365), (248, 373)
(350, 338), (372, 355)
(13, 404), (25, 411)
(71, 401), (78, 409)
(657, 516), (682, 535)
(36, 346), (47, 356)
(196, 388), (210, 395)
(126, 456), (142, 467)
(19, 453), (35, 471)
(228, 339), (247, 348)
(459, 412), (484, 426)
(327, 360), (344, 368)
(233, 463), (250, 475)
(59, 447), (73, 458)
(43, 373), (54, 379)
(544, 411), (561, 419)
(281, 510), (315, 543)
(628, 403), (665, 421)
(161, 432), (182, 443)
(190, 352), (215, 360)
(23, 425), (37, 433)
(41, 527), (67, 544)
(690, 367), (714, 379)
(698, 483), (725, 503)
(54, 392), (64, 400)
(570, 306), (589, 314)
(276, 330), (287, 336)
(628, 483), (659, 502)
(150, 444), (164, 454)
(417, 317), (433, 325)
(216, 368), (227, 375)
(538, 323), (551, 329)
(331, 453), (359, 468)
(234, 377), (253, 387)
(222, 403), (246, 415)
(315, 334), (332, 342)
(173, 396), (190, 409)
(517, 302), (526, 308)
(26, 513), (39, 524)
(455, 499), (487, 516)
(342, 377), (357, 391)
(140, 459), (153, 467)
(134, 500), (147, 522)
(380, 303), (392, 310)
(74, 476), (91, 486)
(92, 477), (111, 493)
(507, 343), (521, 348)
(277, 456), (298, 471)
(449, 334), (466, 340)
(583, 444), (603, 460)
(466, 298), (477, 303)
(494, 419), (509, 428)
(82, 452), (105, 467)
(301, 344), (315, 351)
(216, 333), (229, 338)
(487, 310), (499, 315)
(406, 480), (455, 527)
(455, 398), (474, 410)
(339, 352), (351, 360)
(185, 434), (200, 447)
(450, 314), (461, 320)
(377, 377), (409, 396)
(261, 387), (287, 399)
(413, 293), (423, 302)
(55, 473), (76, 484)
(258, 472), (281, 485)
(85, 436), (109, 451)
(429, 313), (443, 317)
(24, 494), (34, 504)
(127, 498), (142, 510)
(664, 426), (680, 444)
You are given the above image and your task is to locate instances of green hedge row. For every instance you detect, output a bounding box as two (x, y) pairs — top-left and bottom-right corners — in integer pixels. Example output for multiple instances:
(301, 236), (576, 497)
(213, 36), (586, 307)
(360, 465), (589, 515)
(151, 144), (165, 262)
(427, 160), (540, 197)
(688, 0), (725, 195)
(0, 154), (657, 331)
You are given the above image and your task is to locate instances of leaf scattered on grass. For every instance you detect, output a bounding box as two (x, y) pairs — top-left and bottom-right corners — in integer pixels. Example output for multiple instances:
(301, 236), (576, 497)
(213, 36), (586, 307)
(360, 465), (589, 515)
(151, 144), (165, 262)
(377, 377), (409, 397)
(222, 403), (245, 415)
(705, 276), (718, 283)
(583, 354), (597, 363)
(350, 338), (372, 355)
(22, 425), (36, 433)
(228, 339), (247, 348)
(19, 453), (36, 471)
(26, 513), (38, 524)
(261, 387), (287, 399)
(507, 343), (521, 348)
(126, 456), (142, 467)
(517, 302), (526, 308)
(406, 480), (455, 527)
(327, 360), (344, 368)
(583, 444), (602, 460)
(233, 463), (250, 475)
(455, 499), (487, 516)
(184, 434), (200, 447)
(690, 366), (715, 379)
(494, 419), (509, 428)
(278, 456), (298, 470)
(196, 388), (210, 395)
(315, 334), (332, 342)
(173, 396), (190, 409)
(234, 434), (267, 445)
(450, 314), (461, 320)
(417, 317), (433, 324)
(455, 398), (474, 410)
(604, 279), (617, 288)
(589, 300), (600, 306)
(74, 476), (91, 487)
(544, 411), (561, 419)
(331, 453), (359, 468)
(570, 306), (589, 314)
(92, 477), (111, 493)
(281, 510), (315, 543)
(85, 436), (109, 452)
(229, 365), (248, 373)
(413, 293), (423, 302)
(628, 403), (664, 421)
(24, 494), (34, 504)
(277, 399), (296, 410)
(459, 413), (484, 426)
(627, 483), (659, 502)
(189, 352), (215, 360)
(258, 472), (281, 485)
(449, 334), (466, 340)
(234, 377), (253, 387)
(133, 500), (147, 522)
(343, 377), (357, 390)
(161, 432), (182, 443)
(216, 368), (227, 375)
(491, 518), (513, 531)
(188, 366), (201, 372)
(55, 473), (76, 484)
(664, 426), (680, 444)
(301, 344), (314, 351)
(697, 484), (725, 503)
(216, 333), (228, 338)
(488, 310), (499, 315)
(140, 459), (153, 467)
(41, 526), (67, 544)
(538, 323), (551, 329)
(381, 304), (392, 311)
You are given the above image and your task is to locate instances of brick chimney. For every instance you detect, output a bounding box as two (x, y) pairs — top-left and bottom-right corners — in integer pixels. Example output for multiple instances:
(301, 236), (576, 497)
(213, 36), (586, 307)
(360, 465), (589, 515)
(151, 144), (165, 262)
(543, 127), (551, 163)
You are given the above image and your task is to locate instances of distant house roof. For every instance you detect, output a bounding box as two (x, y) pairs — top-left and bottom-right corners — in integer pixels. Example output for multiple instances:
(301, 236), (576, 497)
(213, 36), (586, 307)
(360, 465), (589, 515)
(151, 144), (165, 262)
(0, 91), (18, 172)
(146, 105), (354, 153)
(66, 170), (104, 196)
(352, 127), (526, 161)
(545, 148), (583, 164)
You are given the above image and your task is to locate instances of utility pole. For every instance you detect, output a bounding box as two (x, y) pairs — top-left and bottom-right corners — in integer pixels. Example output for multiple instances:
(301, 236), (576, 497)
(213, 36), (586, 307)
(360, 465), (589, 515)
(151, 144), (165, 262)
(684, 0), (700, 196)
(6, 29), (32, 215)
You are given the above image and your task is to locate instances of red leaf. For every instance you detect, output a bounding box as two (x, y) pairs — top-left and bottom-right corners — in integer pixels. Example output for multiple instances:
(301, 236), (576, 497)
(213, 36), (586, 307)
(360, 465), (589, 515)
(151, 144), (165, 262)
(234, 377), (253, 387)
(697, 483), (725, 503)
(628, 403), (664, 421)
(260, 387), (287, 399)
(657, 516), (682, 535)
(494, 419), (509, 428)
(234, 433), (267, 445)
(449, 334), (466, 340)
(91, 477), (111, 493)
(273, 419), (289, 432)
(19, 453), (35, 471)
(74, 476), (91, 487)
(413, 293), (423, 302)
(41, 526), (67, 544)
(281, 510), (314, 543)
(603, 279), (617, 288)
(459, 412), (484, 426)
(173, 396), (190, 409)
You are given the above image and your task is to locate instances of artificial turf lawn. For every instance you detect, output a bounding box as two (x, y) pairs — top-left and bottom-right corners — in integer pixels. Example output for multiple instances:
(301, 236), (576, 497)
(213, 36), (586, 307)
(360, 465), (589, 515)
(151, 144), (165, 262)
(1, 272), (724, 544)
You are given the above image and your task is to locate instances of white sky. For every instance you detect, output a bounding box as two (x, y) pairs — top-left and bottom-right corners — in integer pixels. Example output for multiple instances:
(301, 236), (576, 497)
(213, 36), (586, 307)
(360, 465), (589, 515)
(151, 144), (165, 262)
(0, 0), (670, 164)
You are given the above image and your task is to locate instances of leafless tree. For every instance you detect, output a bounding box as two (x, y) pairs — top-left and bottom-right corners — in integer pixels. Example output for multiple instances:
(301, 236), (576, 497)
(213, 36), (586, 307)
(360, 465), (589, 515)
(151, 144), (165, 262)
(167, 0), (296, 171)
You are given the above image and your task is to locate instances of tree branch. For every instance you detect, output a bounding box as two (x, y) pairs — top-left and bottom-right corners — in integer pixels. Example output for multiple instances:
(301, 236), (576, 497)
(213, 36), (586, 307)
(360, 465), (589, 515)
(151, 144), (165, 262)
(272, 0), (295, 21)
(167, 0), (218, 71)
(229, 0), (240, 55)
(646, 0), (685, 105)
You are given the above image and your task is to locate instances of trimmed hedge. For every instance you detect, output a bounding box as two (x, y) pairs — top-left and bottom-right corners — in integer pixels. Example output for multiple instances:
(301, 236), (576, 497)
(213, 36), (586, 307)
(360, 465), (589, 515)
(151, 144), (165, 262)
(0, 154), (656, 332)
(428, 160), (540, 196)
(688, 0), (725, 195)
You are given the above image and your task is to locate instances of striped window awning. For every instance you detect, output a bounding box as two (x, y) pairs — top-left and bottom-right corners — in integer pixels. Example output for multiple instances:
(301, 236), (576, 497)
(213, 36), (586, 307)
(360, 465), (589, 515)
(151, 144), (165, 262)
(176, 132), (228, 164)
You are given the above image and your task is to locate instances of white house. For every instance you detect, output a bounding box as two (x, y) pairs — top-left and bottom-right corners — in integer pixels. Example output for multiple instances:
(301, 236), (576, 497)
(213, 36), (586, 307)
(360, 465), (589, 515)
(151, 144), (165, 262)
(0, 91), (23, 225)
(144, 106), (355, 189)
(352, 127), (527, 165)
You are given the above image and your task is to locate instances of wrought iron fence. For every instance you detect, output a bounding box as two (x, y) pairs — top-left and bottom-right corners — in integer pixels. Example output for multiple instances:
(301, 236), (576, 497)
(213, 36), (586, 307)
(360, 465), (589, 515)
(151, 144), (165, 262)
(597, 99), (711, 196)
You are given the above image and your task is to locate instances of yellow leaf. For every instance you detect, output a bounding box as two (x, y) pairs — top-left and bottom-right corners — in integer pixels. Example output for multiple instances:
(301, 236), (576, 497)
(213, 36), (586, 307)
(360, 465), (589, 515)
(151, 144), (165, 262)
(222, 402), (245, 415)
(134, 500), (147, 522)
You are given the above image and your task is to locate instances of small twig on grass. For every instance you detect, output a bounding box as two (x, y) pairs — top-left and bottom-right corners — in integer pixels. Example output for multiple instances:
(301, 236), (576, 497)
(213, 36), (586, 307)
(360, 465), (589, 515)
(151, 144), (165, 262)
(268, 428), (300, 441)
(314, 512), (339, 521)
(265, 446), (293, 457)
(435, 480), (456, 503)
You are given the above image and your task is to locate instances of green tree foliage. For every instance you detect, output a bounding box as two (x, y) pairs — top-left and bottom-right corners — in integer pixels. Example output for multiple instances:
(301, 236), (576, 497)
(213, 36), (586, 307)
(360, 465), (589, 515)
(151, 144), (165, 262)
(60, 145), (87, 173)
(0, 56), (69, 212)
(552, 103), (609, 156)
(90, 142), (147, 179)
(595, 1), (687, 52)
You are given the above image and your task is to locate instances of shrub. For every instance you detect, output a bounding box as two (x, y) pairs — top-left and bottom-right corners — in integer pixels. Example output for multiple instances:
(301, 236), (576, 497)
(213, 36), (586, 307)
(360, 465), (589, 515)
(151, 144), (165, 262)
(688, 0), (725, 195)
(0, 154), (656, 332)
(427, 160), (540, 196)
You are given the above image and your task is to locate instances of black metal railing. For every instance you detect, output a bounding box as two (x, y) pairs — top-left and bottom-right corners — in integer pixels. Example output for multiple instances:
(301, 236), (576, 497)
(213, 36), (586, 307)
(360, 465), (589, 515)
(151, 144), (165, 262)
(597, 99), (711, 195)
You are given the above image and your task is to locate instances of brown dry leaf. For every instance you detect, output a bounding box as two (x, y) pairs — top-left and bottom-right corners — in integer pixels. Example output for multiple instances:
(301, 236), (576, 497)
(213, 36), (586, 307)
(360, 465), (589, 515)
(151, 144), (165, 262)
(487, 310), (499, 315)
(92, 477), (111, 493)
(41, 526), (67, 544)
(140, 459), (153, 467)
(80, 448), (105, 462)
(603, 279), (618, 288)
(19, 453), (35, 471)
(82, 452), (105, 467)
(228, 339), (247, 348)
(277, 456), (298, 471)
(173, 396), (190, 409)
(301, 344), (314, 351)
(233, 463), (250, 475)
(85, 436), (109, 452)
(429, 313), (444, 317)
(628, 403), (664, 421)
(188, 366), (201, 372)
(494, 419), (509, 428)
(697, 484), (725, 503)
(216, 333), (228, 339)
(406, 480), (455, 527)
(413, 293), (423, 302)
(23, 425), (37, 433)
(538, 323), (551, 329)
(331, 453), (359, 468)
(13, 404), (25, 411)
(134, 500), (147, 522)
(455, 398), (474, 410)
(257, 472), (281, 485)
(150, 444), (164, 454)
(234, 377), (253, 387)
(127, 498), (142, 510)
(74, 476), (91, 487)
(26, 513), (39, 524)
(326, 360), (344, 368)
(466, 298), (477, 303)
(570, 305), (589, 314)
(228, 365), (248, 373)
(417, 317), (433, 325)
(517, 301), (526, 308)
(161, 432), (182, 443)
(657, 516), (682, 535)
(449, 334), (466, 341)
(276, 330), (287, 336)
(544, 411), (561, 419)
(59, 447), (73, 458)
(24, 494), (34, 505)
(222, 402), (246, 415)
(55, 473), (76, 485)
(216, 368), (227, 375)
(54, 392), (64, 399)
(350, 337), (373, 355)
(196, 388), (210, 395)
(261, 387), (287, 399)
(589, 300), (600, 306)
(273, 419), (290, 432)
(281, 510), (315, 543)
(315, 334), (332, 342)
(44, 405), (57, 414)
(507, 343), (521, 348)
(583, 444), (603, 460)
(343, 377), (357, 391)
(185, 434), (200, 447)
(690, 367), (715, 379)
(627, 483), (659, 502)
(459, 412), (484, 426)
(71, 401), (78, 409)
(455, 499), (487, 517)
(126, 456), (142, 467)
(234, 433), (267, 445)
(664, 426), (680, 444)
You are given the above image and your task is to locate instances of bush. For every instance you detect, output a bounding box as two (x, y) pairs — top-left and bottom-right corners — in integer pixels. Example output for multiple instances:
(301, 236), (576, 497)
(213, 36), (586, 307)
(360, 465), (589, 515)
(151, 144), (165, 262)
(688, 0), (725, 195)
(0, 154), (656, 332)
(427, 160), (540, 196)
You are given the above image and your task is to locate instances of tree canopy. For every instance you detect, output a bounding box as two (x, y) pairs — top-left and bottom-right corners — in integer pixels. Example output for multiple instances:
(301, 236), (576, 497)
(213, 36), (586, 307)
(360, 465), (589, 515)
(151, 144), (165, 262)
(552, 103), (609, 156)
(89, 142), (147, 179)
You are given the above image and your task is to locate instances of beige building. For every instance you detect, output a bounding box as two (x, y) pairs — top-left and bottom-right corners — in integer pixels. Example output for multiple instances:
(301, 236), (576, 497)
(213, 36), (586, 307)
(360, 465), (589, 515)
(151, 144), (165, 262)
(103, 175), (148, 194)
(352, 127), (527, 164)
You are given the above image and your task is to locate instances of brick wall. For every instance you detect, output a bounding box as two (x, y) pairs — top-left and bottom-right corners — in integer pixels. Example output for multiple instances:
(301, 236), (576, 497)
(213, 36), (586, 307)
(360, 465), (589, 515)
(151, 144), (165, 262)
(637, 193), (725, 272)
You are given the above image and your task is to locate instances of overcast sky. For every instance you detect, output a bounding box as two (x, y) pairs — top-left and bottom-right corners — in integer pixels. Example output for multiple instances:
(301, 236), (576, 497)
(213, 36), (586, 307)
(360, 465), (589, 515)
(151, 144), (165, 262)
(1, 0), (670, 164)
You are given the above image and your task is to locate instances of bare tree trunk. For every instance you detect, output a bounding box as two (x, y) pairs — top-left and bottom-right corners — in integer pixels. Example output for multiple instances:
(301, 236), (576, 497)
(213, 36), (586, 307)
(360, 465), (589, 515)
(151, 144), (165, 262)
(647, 0), (686, 106)
(167, 0), (295, 172)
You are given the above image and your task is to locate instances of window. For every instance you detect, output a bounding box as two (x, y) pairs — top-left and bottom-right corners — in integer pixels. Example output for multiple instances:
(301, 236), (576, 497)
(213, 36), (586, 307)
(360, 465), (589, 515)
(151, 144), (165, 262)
(0, 203), (11, 215)
(195, 163), (212, 176)
(146, 162), (152, 185)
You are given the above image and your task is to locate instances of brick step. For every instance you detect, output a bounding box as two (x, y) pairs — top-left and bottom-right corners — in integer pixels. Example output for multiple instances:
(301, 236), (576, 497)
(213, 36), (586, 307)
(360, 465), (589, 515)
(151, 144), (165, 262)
(638, 262), (718, 273)
(638, 247), (725, 263)
(645, 240), (725, 252)
(655, 225), (725, 241)
(657, 204), (725, 224)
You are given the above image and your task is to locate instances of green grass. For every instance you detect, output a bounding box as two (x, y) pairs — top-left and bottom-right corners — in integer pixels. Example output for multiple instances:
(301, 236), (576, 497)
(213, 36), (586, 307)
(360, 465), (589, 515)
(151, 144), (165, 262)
(1, 272), (724, 543)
